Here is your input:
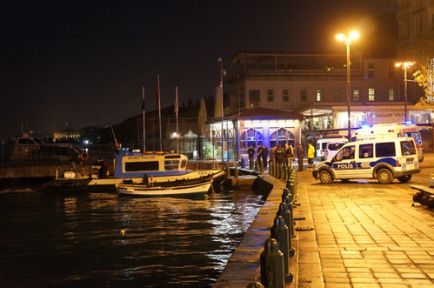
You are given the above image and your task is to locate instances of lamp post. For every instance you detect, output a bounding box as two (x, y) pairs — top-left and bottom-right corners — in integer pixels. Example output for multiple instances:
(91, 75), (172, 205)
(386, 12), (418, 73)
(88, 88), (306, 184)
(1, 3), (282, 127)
(336, 31), (360, 141)
(395, 61), (415, 122)
(218, 57), (224, 162)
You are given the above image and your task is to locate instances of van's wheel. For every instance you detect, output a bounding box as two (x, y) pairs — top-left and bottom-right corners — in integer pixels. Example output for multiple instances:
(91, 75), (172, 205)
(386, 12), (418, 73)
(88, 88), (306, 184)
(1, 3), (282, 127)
(397, 175), (412, 183)
(377, 168), (393, 184)
(319, 169), (333, 184)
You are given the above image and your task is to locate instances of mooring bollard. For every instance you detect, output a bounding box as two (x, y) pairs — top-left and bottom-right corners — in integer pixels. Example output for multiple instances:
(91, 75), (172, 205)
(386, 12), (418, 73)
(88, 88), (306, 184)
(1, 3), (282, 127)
(287, 201), (295, 238)
(278, 202), (292, 238)
(272, 216), (294, 281)
(260, 238), (285, 288)
(282, 187), (294, 204)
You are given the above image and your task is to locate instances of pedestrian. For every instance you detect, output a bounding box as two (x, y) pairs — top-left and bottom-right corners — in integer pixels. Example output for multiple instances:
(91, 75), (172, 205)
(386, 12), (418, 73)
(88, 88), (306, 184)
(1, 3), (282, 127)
(247, 145), (255, 170)
(95, 156), (107, 178)
(285, 143), (294, 167)
(307, 142), (315, 168)
(256, 145), (264, 173)
(275, 144), (284, 166)
(262, 145), (269, 169)
(296, 144), (304, 171)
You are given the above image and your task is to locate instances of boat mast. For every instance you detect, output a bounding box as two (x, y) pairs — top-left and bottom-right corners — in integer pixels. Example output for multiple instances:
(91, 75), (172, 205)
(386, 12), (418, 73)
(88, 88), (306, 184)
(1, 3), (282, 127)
(142, 86), (146, 152)
(157, 74), (163, 151)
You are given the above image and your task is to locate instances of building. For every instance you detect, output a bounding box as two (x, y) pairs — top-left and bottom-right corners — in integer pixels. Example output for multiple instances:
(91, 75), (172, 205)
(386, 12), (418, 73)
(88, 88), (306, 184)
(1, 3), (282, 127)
(396, 0), (434, 62)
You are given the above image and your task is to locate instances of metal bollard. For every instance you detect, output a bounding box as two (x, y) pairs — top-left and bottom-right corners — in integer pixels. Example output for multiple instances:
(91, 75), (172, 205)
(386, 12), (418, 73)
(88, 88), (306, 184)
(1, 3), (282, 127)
(278, 202), (292, 238)
(272, 216), (294, 281)
(287, 202), (295, 238)
(260, 238), (285, 288)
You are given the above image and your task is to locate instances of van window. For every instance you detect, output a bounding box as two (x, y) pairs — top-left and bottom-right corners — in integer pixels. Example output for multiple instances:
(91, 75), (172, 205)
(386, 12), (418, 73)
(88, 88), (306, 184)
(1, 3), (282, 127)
(400, 140), (416, 155)
(375, 142), (396, 157)
(359, 144), (374, 158)
(335, 145), (355, 161)
(328, 143), (345, 151)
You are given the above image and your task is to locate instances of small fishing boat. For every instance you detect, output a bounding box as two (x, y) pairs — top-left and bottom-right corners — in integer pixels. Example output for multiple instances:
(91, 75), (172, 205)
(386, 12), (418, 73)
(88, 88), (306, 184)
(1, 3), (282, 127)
(86, 149), (225, 190)
(117, 180), (213, 197)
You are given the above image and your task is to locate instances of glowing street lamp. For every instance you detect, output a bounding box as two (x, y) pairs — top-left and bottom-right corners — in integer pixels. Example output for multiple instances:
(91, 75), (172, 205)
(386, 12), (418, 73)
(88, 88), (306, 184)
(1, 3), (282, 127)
(336, 30), (360, 141)
(395, 61), (415, 122)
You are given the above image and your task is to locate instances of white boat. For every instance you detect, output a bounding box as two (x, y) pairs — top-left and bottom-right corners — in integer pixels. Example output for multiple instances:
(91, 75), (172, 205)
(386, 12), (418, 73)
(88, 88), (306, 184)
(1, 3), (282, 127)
(86, 149), (225, 189)
(117, 180), (213, 197)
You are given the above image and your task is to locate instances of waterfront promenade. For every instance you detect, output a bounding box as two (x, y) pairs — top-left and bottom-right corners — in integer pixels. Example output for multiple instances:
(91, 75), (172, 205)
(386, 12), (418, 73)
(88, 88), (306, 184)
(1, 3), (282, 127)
(215, 155), (434, 287)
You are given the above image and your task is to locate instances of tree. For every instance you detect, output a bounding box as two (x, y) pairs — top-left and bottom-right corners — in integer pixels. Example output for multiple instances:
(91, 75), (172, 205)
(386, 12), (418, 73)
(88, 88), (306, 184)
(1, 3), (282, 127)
(413, 57), (434, 104)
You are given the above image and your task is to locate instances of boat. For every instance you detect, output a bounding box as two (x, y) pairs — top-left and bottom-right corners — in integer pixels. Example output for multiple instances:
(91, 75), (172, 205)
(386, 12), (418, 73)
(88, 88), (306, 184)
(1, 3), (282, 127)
(85, 149), (225, 190)
(117, 180), (213, 197)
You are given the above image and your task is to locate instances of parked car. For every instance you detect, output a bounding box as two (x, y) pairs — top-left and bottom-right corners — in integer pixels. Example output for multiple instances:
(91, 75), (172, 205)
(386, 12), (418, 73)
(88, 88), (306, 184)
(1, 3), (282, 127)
(312, 137), (420, 184)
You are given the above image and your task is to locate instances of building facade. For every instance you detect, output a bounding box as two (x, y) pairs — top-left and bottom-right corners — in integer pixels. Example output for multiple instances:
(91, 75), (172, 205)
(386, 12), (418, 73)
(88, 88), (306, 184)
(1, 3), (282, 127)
(396, 0), (434, 62)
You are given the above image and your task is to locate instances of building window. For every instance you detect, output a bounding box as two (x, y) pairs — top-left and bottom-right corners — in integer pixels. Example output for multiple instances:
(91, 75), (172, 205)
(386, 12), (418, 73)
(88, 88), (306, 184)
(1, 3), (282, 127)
(240, 128), (264, 149)
(388, 88), (395, 101)
(267, 89), (274, 102)
(353, 89), (360, 101)
(249, 90), (261, 108)
(282, 89), (289, 102)
(367, 63), (375, 79)
(300, 89), (307, 102)
(368, 88), (375, 102)
(315, 89), (321, 102)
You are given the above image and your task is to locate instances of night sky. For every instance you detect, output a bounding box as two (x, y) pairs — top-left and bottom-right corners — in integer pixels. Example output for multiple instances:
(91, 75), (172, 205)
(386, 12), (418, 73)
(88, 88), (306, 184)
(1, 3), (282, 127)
(0, 0), (396, 140)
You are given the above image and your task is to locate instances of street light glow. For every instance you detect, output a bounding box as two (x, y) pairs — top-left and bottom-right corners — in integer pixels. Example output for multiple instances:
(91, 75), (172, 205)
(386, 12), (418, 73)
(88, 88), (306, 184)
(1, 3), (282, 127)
(395, 60), (416, 122)
(336, 30), (360, 141)
(395, 61), (415, 69)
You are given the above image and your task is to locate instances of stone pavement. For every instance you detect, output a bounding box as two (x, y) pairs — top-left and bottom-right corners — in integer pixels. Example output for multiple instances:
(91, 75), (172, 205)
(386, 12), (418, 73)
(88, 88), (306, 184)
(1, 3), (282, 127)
(215, 155), (434, 287)
(295, 162), (434, 288)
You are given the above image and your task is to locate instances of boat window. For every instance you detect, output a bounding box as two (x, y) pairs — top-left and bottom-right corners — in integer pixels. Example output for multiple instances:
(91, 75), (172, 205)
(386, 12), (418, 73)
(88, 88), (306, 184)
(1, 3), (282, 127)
(125, 161), (159, 172)
(165, 155), (181, 159)
(165, 160), (179, 170)
(180, 160), (187, 168)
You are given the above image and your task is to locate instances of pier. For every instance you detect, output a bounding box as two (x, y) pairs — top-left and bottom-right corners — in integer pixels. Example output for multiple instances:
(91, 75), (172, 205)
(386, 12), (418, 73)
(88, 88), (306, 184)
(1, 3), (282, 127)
(214, 155), (434, 287)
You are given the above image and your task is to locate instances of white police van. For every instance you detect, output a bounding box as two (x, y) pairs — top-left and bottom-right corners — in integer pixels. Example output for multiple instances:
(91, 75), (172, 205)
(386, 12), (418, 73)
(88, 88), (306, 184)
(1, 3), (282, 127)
(312, 137), (420, 184)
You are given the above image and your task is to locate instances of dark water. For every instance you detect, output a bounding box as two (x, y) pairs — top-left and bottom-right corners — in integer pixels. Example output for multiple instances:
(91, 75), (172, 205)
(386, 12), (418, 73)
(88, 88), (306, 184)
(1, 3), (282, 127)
(0, 189), (265, 288)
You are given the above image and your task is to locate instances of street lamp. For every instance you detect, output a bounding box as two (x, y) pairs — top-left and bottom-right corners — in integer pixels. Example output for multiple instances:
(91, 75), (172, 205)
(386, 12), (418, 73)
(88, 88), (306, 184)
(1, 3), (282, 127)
(336, 31), (360, 141)
(395, 61), (415, 122)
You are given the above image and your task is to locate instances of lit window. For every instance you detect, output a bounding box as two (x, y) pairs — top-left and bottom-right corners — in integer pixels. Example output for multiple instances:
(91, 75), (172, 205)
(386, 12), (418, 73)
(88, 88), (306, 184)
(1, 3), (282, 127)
(283, 89), (289, 102)
(353, 89), (360, 101)
(315, 89), (321, 102)
(267, 89), (274, 102)
(388, 88), (395, 101)
(368, 88), (375, 101)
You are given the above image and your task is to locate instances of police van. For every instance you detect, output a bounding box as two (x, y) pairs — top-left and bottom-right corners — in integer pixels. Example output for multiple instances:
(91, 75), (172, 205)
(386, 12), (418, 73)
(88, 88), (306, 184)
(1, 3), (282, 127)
(354, 123), (424, 162)
(312, 137), (420, 184)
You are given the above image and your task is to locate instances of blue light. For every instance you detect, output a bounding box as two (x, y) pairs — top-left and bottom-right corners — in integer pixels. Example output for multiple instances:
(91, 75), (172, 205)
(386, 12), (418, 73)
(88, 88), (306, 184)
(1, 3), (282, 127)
(404, 120), (413, 125)
(361, 124), (371, 129)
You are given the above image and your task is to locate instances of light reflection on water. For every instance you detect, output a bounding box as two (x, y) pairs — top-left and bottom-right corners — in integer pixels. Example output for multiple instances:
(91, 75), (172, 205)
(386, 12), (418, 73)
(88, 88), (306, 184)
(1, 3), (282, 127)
(0, 189), (265, 287)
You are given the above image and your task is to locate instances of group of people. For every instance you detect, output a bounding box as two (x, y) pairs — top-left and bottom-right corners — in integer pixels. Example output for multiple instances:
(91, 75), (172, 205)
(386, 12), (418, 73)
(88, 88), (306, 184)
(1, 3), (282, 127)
(246, 142), (315, 172)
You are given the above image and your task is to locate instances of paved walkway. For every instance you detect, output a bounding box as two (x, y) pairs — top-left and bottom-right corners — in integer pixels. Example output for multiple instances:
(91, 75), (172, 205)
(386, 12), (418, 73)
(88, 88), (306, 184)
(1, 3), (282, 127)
(295, 165), (434, 288)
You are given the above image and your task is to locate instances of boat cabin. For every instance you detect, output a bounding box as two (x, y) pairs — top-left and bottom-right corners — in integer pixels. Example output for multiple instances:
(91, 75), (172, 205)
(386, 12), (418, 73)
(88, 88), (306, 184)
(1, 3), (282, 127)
(114, 149), (189, 178)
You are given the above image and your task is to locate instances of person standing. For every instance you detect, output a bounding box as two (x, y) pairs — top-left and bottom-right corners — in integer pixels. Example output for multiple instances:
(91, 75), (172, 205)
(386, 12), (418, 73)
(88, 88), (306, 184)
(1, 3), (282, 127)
(256, 145), (264, 173)
(285, 143), (294, 167)
(307, 142), (315, 168)
(262, 145), (269, 169)
(247, 145), (255, 169)
(296, 144), (304, 171)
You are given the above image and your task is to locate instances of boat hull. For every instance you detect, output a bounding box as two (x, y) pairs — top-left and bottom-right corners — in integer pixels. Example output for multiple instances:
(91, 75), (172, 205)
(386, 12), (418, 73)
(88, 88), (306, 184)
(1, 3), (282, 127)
(117, 181), (212, 197)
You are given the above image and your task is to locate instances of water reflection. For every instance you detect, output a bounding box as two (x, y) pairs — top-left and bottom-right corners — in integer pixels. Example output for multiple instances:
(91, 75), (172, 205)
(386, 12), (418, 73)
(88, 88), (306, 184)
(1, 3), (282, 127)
(0, 189), (265, 287)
